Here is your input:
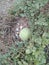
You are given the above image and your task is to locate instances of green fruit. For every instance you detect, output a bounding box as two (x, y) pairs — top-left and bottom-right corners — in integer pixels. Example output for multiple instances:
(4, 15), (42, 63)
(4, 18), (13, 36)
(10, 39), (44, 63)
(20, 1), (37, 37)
(19, 28), (31, 41)
(26, 49), (31, 54)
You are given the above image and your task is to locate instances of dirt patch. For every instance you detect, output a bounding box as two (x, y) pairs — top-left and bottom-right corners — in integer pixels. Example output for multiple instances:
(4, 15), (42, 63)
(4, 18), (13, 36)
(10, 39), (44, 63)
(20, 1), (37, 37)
(0, 0), (15, 54)
(0, 0), (14, 15)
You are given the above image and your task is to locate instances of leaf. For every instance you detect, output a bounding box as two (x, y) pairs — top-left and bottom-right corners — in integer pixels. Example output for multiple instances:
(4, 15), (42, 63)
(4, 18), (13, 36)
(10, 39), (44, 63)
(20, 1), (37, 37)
(26, 48), (32, 54)
(42, 32), (49, 39)
(42, 37), (49, 46)
(46, 63), (49, 65)
(18, 61), (23, 65)
(21, 60), (28, 65)
(35, 21), (48, 26)
(35, 37), (42, 44)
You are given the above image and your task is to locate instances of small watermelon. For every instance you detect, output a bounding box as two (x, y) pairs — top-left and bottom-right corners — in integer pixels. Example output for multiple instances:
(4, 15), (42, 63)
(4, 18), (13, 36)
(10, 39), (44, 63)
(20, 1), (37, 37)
(19, 28), (31, 41)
